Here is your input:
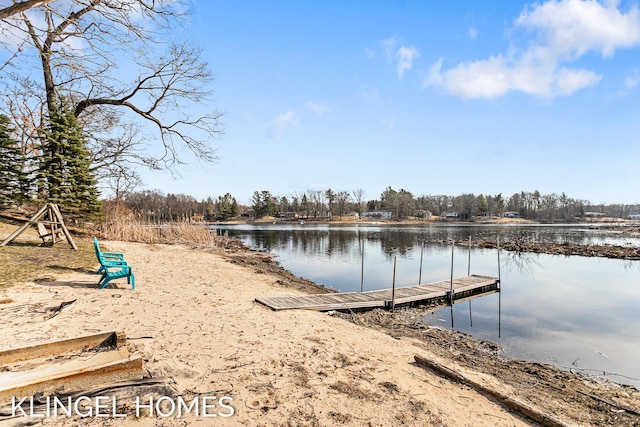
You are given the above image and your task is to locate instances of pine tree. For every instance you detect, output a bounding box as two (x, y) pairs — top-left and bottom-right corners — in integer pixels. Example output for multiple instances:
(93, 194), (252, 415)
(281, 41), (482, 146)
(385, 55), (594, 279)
(39, 100), (102, 218)
(0, 114), (28, 208)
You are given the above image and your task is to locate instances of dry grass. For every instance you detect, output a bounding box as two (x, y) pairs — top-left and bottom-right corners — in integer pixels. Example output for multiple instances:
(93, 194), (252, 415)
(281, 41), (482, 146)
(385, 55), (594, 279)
(0, 222), (97, 289)
(328, 380), (382, 401)
(98, 219), (227, 248)
(0, 215), (231, 290)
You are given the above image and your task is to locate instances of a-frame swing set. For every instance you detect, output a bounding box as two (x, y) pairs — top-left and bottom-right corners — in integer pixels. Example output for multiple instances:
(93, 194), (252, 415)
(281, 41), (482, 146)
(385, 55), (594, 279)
(0, 203), (77, 250)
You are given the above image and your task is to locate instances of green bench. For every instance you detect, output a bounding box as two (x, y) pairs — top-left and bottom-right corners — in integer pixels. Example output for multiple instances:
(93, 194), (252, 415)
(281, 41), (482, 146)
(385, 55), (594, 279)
(93, 237), (135, 290)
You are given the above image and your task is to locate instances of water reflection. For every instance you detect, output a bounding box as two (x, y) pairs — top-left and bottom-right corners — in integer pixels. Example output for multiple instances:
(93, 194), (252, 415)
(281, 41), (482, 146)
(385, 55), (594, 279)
(501, 251), (542, 275)
(217, 224), (640, 388)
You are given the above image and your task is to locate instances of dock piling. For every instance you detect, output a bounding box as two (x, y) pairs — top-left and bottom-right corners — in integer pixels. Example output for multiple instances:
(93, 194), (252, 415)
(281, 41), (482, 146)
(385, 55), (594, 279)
(391, 256), (397, 312)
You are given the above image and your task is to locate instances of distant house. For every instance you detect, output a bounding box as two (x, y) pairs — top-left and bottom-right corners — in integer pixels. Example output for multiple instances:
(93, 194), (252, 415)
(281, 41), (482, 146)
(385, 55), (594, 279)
(346, 212), (360, 218)
(416, 210), (432, 219)
(277, 212), (300, 219)
(628, 214), (640, 220)
(503, 212), (521, 218)
(441, 211), (459, 219)
(584, 212), (605, 218)
(362, 210), (392, 219)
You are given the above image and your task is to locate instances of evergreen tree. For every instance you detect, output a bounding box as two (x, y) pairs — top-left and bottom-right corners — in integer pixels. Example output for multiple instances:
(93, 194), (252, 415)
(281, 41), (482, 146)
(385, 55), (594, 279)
(217, 193), (238, 220)
(0, 115), (28, 207)
(39, 100), (102, 218)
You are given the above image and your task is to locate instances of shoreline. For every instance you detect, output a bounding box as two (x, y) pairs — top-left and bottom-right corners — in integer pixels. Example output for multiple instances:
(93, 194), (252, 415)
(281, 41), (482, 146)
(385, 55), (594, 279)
(213, 215), (638, 227)
(0, 232), (639, 426)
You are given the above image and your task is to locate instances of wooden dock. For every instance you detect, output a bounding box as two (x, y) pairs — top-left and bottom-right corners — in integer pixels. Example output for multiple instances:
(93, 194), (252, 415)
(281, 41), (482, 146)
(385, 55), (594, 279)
(256, 274), (499, 311)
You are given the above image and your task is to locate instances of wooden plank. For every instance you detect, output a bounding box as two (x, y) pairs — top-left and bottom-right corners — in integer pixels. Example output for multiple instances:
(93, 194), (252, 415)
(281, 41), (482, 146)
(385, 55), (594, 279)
(0, 353), (143, 402)
(0, 331), (143, 403)
(0, 331), (123, 365)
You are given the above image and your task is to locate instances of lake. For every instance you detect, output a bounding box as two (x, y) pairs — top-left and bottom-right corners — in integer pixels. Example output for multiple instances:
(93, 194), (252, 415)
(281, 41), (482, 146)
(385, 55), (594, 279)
(214, 223), (640, 389)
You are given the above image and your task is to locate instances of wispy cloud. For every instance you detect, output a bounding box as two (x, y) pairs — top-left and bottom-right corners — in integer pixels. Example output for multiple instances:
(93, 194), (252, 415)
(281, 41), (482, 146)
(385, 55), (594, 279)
(268, 111), (298, 137)
(425, 0), (640, 99)
(307, 101), (330, 117)
(359, 88), (384, 105)
(620, 69), (640, 96)
(382, 36), (420, 79)
(397, 46), (420, 79)
(382, 36), (399, 60)
(468, 27), (478, 40)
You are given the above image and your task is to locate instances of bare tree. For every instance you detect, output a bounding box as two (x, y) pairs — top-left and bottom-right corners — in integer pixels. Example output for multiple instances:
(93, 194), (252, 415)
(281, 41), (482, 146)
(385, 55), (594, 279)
(1, 0), (223, 179)
(351, 188), (365, 215)
(335, 191), (350, 217)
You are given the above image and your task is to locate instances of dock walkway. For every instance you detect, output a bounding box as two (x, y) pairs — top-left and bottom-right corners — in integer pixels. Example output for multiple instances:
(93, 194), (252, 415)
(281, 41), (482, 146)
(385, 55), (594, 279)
(256, 274), (499, 311)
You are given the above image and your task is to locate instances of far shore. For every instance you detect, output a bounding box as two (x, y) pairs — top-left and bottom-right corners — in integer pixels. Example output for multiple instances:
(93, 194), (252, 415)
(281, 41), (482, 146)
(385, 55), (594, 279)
(212, 214), (638, 227)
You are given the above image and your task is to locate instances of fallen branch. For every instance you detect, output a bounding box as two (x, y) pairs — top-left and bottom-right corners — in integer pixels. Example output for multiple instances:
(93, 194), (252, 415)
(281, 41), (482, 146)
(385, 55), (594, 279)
(47, 299), (77, 319)
(576, 390), (640, 417)
(414, 354), (572, 427)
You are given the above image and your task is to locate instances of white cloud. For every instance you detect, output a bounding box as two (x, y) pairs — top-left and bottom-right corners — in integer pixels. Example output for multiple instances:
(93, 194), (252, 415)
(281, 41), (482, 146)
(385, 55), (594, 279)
(425, 0), (640, 99)
(268, 111), (298, 137)
(307, 101), (330, 116)
(397, 46), (420, 79)
(554, 67), (602, 95)
(515, 0), (640, 58)
(381, 36), (419, 79)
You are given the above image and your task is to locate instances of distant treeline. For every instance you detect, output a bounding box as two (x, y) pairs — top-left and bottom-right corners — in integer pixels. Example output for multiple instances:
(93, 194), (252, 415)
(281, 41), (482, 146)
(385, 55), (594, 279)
(117, 188), (640, 222)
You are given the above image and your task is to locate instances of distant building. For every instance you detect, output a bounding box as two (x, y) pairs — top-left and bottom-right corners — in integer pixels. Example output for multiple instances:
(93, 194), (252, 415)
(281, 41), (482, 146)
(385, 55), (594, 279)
(441, 211), (459, 219)
(503, 212), (521, 218)
(362, 210), (392, 219)
(346, 212), (360, 218)
(277, 212), (300, 219)
(628, 214), (640, 220)
(584, 212), (605, 218)
(416, 210), (432, 219)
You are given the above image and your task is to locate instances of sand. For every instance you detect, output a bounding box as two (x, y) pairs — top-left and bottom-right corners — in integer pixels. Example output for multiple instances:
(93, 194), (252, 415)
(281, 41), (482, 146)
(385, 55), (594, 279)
(0, 240), (536, 427)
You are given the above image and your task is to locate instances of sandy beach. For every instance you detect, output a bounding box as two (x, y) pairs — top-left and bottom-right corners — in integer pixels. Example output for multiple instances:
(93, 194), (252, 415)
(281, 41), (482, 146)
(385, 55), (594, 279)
(1, 235), (639, 426)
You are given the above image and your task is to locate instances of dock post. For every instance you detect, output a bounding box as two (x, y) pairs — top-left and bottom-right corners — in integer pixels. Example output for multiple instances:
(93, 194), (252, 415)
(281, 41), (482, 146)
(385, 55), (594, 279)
(450, 240), (455, 328)
(418, 240), (424, 284)
(467, 236), (471, 276)
(498, 236), (502, 338)
(391, 256), (397, 312)
(360, 237), (365, 293)
(449, 240), (454, 305)
(468, 236), (473, 327)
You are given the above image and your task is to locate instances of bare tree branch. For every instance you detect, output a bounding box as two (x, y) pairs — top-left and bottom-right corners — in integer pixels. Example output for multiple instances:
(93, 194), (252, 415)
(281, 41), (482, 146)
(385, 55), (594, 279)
(0, 0), (55, 20)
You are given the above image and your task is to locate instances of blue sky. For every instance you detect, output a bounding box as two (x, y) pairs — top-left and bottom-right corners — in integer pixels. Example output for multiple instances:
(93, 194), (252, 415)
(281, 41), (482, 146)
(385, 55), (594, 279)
(136, 0), (640, 205)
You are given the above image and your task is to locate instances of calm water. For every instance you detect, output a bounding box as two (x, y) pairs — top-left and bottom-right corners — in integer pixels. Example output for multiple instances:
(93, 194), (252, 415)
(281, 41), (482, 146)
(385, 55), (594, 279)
(215, 223), (640, 388)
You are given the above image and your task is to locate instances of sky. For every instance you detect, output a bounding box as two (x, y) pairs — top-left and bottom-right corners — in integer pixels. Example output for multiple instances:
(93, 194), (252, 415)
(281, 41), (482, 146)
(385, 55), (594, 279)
(86, 1), (640, 204)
